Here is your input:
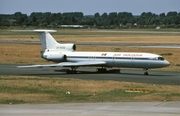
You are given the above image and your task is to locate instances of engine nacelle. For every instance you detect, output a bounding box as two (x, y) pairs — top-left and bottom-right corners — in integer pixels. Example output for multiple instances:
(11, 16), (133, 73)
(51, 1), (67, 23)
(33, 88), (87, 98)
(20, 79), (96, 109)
(41, 52), (67, 62)
(56, 44), (76, 52)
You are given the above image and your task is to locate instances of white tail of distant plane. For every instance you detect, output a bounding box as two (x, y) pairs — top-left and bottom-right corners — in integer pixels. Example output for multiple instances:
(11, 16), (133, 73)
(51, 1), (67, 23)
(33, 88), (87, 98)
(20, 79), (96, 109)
(12, 30), (76, 52)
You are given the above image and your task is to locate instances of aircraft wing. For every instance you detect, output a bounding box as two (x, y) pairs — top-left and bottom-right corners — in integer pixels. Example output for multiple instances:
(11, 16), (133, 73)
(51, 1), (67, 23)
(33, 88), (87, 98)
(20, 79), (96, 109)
(16, 61), (106, 68)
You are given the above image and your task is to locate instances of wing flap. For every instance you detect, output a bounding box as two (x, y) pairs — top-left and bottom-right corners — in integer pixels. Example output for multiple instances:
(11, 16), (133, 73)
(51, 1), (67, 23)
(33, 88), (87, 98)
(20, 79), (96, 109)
(16, 61), (106, 68)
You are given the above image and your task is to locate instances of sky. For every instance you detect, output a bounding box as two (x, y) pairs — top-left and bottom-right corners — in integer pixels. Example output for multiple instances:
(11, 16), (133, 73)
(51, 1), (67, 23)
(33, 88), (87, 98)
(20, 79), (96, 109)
(0, 0), (180, 15)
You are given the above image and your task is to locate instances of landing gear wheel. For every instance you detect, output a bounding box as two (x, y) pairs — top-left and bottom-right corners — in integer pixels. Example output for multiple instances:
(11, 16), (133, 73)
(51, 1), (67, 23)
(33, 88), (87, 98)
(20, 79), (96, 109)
(66, 70), (77, 74)
(66, 70), (71, 74)
(97, 68), (107, 73)
(110, 69), (121, 73)
(144, 68), (149, 75)
(72, 70), (77, 74)
(119, 69), (121, 74)
(66, 67), (78, 74)
(144, 71), (149, 75)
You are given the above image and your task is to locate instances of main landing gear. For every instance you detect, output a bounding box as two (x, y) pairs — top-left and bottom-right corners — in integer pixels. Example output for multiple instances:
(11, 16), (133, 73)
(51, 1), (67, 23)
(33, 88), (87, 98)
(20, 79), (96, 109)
(97, 67), (121, 73)
(66, 67), (78, 74)
(66, 67), (121, 74)
(144, 68), (149, 75)
(97, 68), (107, 73)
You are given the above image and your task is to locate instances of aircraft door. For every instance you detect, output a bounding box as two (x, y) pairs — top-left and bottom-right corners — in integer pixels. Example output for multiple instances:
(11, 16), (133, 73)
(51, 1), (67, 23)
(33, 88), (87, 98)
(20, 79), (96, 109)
(131, 57), (134, 67)
(112, 57), (115, 66)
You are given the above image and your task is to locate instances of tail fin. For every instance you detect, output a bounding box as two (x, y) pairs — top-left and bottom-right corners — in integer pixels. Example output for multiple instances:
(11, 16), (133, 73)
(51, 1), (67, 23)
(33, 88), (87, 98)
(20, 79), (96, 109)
(35, 30), (58, 49)
(12, 30), (76, 52)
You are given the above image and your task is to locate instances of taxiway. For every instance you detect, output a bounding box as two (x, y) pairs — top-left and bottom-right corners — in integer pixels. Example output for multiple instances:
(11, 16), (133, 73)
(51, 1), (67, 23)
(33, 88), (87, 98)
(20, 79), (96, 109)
(0, 64), (179, 85)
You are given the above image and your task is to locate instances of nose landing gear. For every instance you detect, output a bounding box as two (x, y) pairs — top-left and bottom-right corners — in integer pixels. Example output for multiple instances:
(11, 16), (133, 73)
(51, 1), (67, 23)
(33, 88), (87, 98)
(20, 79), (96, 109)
(144, 68), (149, 75)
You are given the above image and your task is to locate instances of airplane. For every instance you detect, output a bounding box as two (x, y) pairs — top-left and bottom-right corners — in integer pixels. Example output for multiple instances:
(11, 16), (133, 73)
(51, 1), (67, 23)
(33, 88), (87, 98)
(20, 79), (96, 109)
(13, 30), (170, 75)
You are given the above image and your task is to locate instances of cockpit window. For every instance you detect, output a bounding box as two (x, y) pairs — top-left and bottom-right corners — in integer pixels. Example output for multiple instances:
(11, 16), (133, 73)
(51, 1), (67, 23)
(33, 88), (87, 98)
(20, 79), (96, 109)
(158, 57), (164, 60)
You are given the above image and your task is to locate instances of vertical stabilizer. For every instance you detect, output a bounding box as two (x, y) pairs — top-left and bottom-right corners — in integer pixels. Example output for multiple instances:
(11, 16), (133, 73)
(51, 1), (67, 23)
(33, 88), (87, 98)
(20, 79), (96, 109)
(36, 30), (59, 49)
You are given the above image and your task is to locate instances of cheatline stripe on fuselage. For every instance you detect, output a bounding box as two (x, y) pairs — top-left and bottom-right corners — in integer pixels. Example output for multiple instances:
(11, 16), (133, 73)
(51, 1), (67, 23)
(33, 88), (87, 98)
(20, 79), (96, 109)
(67, 56), (163, 61)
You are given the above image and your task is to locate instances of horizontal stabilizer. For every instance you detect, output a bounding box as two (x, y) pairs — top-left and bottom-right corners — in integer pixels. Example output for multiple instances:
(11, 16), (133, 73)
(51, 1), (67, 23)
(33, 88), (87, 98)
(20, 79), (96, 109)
(11, 30), (57, 33)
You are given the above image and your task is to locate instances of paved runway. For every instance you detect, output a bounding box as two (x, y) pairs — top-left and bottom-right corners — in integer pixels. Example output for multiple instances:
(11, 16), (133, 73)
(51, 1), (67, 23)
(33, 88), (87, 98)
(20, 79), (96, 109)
(0, 101), (180, 116)
(0, 64), (179, 85)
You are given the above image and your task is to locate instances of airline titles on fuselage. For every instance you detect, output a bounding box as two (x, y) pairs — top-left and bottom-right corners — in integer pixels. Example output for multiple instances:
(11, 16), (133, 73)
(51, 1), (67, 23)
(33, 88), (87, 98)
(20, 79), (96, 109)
(113, 53), (143, 57)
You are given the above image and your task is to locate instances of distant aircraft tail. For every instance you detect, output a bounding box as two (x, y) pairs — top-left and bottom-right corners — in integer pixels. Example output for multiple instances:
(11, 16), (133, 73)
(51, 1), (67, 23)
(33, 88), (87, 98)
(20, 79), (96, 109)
(12, 30), (76, 52)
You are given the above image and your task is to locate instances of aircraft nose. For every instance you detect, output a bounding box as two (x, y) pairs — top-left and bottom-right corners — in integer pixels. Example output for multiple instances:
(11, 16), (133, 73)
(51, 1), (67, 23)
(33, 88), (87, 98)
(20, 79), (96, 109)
(164, 60), (170, 67)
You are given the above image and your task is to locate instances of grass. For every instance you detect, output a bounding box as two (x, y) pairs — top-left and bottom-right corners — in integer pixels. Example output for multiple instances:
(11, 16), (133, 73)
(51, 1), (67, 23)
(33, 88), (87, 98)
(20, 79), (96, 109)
(160, 53), (173, 56)
(0, 76), (180, 104)
(1, 29), (180, 44)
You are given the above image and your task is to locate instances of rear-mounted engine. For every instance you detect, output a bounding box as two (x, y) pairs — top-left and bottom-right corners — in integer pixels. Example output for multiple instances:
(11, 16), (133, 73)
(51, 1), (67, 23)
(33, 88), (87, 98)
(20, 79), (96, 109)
(41, 51), (67, 62)
(56, 44), (76, 52)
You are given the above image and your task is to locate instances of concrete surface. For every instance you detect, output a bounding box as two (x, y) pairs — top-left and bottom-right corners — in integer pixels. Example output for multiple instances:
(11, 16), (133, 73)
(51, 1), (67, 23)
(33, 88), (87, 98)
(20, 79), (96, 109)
(0, 102), (180, 116)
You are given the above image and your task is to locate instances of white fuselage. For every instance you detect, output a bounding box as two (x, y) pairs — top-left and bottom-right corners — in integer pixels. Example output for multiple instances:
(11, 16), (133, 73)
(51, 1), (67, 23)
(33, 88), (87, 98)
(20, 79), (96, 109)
(43, 51), (170, 69)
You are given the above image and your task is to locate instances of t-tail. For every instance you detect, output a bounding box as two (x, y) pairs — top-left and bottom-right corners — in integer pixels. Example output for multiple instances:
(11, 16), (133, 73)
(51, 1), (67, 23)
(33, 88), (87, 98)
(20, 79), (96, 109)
(12, 30), (76, 52)
(12, 30), (76, 62)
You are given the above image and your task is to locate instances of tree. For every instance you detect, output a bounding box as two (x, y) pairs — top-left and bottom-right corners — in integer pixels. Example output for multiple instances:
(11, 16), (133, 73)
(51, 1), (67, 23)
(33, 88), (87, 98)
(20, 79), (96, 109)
(167, 11), (177, 17)
(94, 12), (100, 18)
(13, 12), (28, 25)
(101, 13), (108, 19)
(109, 12), (117, 19)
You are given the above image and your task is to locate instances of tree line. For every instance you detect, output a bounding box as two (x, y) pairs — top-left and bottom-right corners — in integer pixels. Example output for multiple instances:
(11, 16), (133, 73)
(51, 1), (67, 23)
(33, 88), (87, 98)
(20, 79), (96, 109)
(0, 11), (180, 29)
